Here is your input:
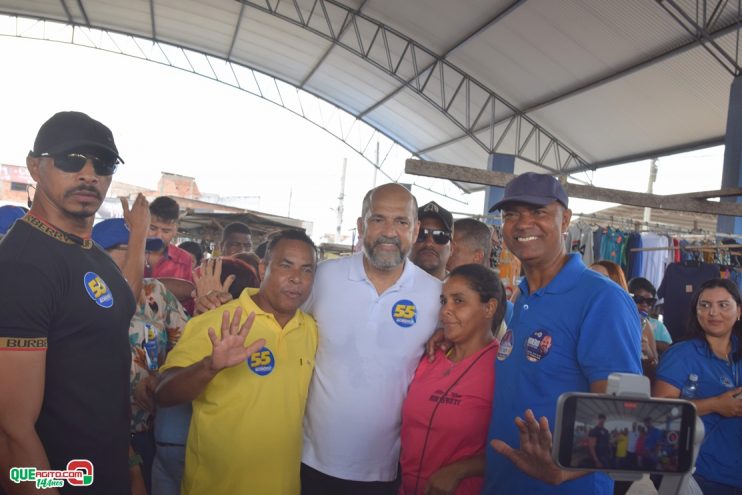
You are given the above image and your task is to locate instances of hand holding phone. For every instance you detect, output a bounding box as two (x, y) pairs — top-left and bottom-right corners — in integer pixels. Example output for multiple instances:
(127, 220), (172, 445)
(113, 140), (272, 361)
(553, 393), (696, 474)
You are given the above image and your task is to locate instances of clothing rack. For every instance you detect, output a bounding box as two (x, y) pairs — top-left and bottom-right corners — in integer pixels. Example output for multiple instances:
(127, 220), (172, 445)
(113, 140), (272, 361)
(570, 212), (705, 235)
(629, 244), (742, 253)
(572, 212), (742, 240)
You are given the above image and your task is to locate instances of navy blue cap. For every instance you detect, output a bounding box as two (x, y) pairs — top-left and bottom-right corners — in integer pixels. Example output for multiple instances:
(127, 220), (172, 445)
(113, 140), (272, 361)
(0, 205), (25, 235)
(488, 172), (568, 212)
(92, 218), (164, 251)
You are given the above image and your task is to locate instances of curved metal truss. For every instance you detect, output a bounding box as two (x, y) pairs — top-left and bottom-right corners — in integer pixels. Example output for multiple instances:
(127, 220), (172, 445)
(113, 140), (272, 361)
(0, 14), (407, 180)
(657, 0), (742, 77)
(237, 0), (591, 174)
(0, 14), (477, 201)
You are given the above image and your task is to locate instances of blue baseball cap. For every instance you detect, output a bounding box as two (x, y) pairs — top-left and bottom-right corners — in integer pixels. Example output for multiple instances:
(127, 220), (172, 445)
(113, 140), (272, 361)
(92, 218), (164, 251)
(0, 205), (26, 235)
(488, 172), (569, 212)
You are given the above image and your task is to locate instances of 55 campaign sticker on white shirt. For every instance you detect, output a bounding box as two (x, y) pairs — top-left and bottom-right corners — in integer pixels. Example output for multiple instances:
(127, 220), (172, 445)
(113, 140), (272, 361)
(391, 299), (417, 327)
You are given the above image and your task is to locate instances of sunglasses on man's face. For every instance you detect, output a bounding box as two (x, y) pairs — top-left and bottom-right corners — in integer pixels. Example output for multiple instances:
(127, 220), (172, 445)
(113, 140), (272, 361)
(632, 295), (657, 306)
(43, 153), (118, 176)
(416, 228), (451, 245)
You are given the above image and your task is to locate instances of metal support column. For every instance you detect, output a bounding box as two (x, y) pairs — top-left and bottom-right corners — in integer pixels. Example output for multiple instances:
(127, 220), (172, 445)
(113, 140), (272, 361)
(717, 76), (742, 234)
(483, 153), (515, 223)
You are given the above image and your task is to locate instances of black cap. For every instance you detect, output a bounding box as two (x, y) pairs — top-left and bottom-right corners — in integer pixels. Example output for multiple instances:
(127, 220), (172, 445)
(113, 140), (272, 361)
(418, 201), (453, 232)
(31, 111), (124, 163)
(488, 172), (568, 212)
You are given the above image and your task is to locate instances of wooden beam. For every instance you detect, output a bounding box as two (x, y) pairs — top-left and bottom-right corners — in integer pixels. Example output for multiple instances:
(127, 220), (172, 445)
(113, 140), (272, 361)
(660, 187), (742, 200)
(405, 159), (742, 217)
(406, 159), (515, 186)
(563, 183), (739, 216)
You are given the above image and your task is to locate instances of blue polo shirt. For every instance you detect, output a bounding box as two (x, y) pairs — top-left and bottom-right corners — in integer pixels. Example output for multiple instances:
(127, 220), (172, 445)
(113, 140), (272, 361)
(657, 338), (742, 488)
(484, 254), (642, 494)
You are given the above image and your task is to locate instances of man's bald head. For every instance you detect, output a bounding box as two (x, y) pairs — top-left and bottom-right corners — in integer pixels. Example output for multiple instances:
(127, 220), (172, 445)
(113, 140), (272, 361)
(358, 183), (419, 272)
(361, 183), (418, 221)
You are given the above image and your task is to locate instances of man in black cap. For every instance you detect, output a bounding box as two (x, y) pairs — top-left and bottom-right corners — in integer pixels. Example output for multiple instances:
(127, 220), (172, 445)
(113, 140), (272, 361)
(482, 173), (642, 495)
(588, 414), (612, 469)
(409, 200), (454, 280)
(0, 112), (137, 494)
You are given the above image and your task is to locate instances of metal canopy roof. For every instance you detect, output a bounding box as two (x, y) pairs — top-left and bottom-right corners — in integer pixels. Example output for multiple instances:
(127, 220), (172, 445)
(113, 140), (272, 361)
(1, 0), (740, 192)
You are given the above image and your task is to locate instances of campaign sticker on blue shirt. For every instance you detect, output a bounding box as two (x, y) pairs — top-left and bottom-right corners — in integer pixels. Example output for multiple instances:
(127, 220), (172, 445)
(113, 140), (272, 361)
(524, 329), (552, 362)
(497, 330), (514, 361)
(391, 299), (417, 327)
(83, 272), (114, 308)
(247, 346), (275, 376)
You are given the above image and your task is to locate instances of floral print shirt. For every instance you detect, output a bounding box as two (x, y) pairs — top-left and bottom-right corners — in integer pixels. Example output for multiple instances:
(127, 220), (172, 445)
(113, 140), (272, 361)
(129, 279), (189, 433)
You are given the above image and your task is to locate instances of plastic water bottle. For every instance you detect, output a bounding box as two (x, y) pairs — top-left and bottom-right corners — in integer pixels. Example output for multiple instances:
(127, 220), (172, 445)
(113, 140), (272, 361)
(681, 373), (698, 399)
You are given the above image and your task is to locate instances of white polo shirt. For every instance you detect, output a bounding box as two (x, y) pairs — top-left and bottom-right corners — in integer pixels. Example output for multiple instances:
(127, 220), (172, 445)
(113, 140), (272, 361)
(302, 252), (442, 481)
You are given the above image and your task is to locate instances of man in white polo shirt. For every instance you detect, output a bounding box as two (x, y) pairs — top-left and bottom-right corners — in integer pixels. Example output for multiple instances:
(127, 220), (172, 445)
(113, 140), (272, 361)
(301, 183), (442, 495)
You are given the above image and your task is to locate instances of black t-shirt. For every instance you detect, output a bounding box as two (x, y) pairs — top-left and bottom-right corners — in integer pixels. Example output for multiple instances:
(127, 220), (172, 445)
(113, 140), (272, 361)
(588, 425), (611, 464)
(0, 216), (135, 494)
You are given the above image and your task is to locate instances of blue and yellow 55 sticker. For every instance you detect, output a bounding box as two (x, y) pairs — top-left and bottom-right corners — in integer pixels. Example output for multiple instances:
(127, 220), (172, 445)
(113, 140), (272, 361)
(247, 346), (275, 376)
(83, 272), (113, 308)
(391, 299), (417, 327)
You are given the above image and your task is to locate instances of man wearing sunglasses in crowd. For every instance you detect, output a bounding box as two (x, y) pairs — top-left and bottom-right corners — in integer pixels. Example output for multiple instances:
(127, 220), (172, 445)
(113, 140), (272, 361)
(409, 201), (454, 281)
(0, 112), (137, 494)
(628, 277), (673, 355)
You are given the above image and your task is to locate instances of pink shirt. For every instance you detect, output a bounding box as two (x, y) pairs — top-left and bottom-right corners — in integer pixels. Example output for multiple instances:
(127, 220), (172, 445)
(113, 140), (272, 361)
(399, 341), (498, 495)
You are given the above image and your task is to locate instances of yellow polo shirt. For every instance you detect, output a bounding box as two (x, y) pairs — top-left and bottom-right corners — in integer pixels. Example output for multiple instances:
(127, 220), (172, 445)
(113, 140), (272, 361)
(161, 288), (318, 495)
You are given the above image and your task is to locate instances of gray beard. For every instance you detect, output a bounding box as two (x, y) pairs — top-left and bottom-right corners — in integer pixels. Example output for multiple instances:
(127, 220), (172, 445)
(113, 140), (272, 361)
(363, 237), (407, 271)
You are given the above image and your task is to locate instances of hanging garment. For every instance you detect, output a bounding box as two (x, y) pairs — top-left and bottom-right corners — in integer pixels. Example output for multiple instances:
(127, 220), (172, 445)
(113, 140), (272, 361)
(566, 224), (596, 266)
(640, 233), (671, 290)
(626, 232), (643, 280)
(600, 227), (628, 265)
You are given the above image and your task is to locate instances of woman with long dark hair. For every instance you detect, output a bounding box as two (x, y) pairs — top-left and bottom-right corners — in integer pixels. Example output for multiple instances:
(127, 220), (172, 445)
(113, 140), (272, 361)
(654, 278), (742, 494)
(399, 264), (503, 494)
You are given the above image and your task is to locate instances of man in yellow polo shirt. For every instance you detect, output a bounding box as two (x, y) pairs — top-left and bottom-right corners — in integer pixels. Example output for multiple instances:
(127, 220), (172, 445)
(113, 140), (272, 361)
(155, 229), (318, 495)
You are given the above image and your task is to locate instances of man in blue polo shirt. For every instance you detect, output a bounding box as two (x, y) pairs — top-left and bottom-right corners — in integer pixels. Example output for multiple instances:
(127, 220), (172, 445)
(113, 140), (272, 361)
(484, 173), (642, 494)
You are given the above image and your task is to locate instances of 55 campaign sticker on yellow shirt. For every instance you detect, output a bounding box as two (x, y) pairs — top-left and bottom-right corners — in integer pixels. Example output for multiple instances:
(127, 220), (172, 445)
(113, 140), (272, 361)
(391, 299), (417, 327)
(247, 347), (275, 376)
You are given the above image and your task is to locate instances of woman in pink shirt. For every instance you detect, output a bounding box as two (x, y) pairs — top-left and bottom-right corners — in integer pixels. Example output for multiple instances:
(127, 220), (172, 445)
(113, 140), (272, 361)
(400, 264), (504, 494)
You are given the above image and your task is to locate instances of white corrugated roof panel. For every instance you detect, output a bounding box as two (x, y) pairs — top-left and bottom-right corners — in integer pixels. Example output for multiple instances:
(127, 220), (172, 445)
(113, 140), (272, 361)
(304, 49), (402, 114)
(530, 43), (730, 165)
(366, 86), (470, 152)
(0, 0), (738, 182)
(364, 0), (513, 55)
